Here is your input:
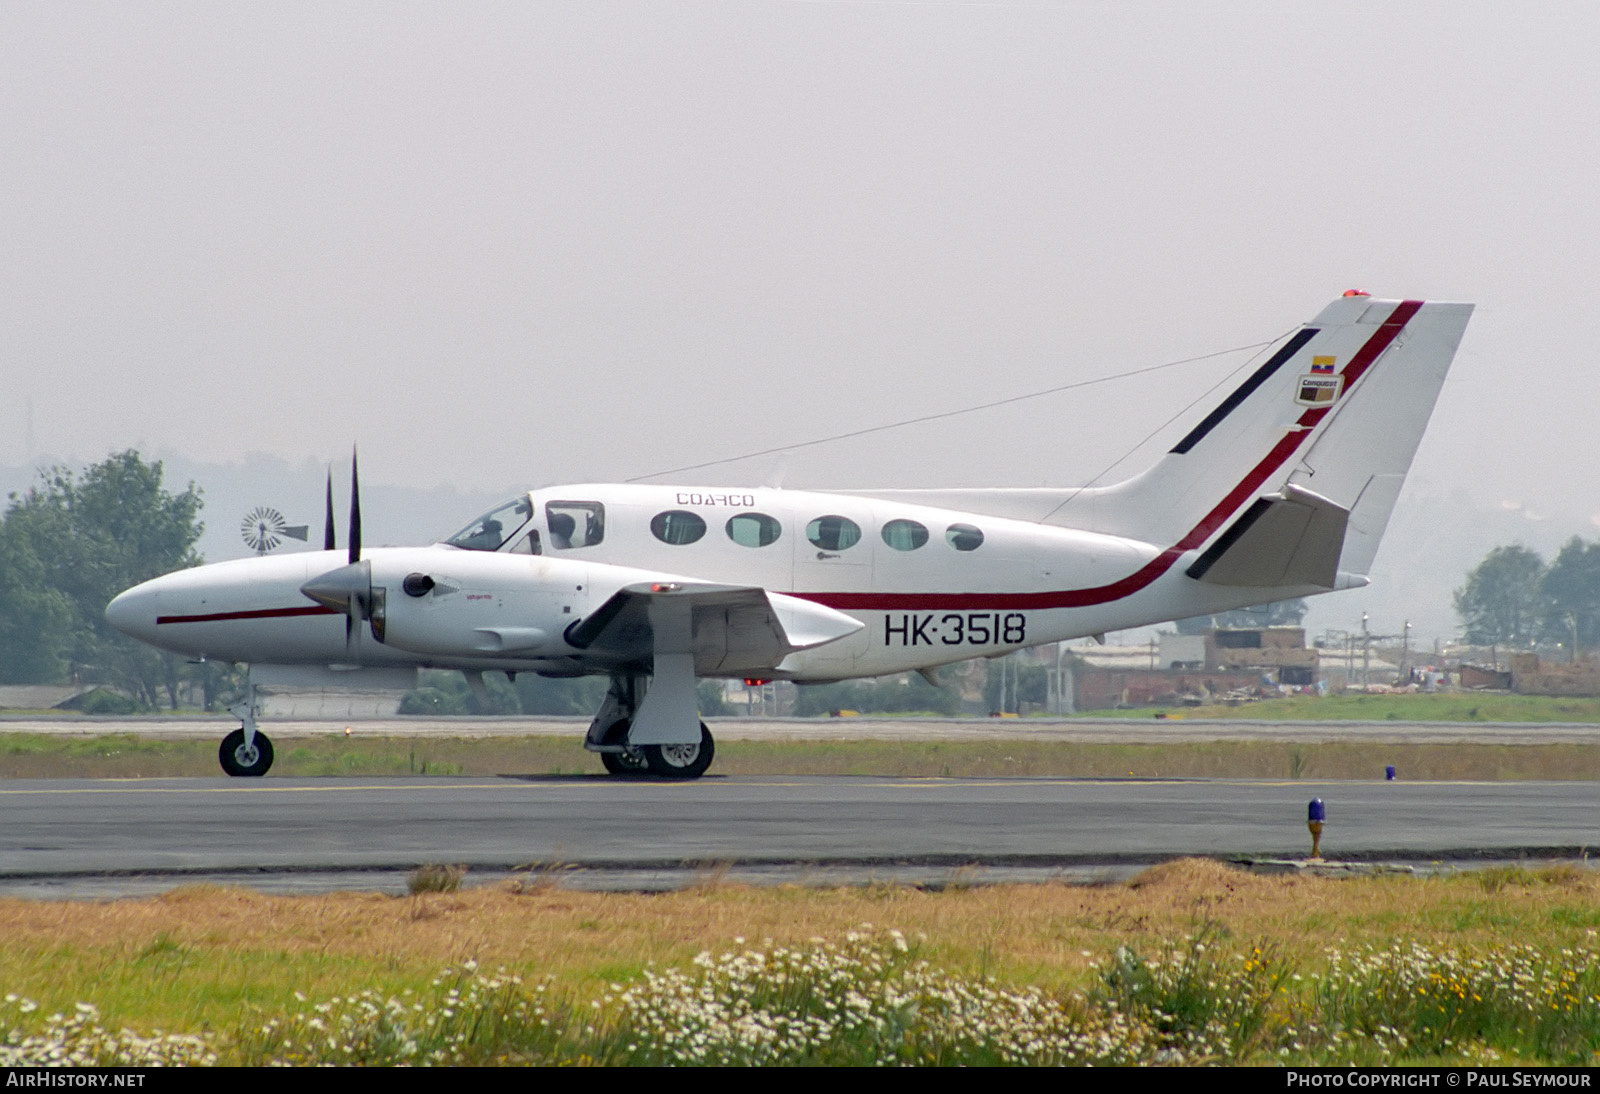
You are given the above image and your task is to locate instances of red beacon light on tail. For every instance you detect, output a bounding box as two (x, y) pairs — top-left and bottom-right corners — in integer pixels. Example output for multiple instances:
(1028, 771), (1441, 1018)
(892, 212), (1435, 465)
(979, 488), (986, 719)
(1342, 289), (1370, 297)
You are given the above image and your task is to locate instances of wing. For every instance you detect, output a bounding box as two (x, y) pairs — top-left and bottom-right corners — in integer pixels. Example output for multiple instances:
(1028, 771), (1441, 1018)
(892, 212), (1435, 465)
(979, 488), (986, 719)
(565, 582), (864, 675)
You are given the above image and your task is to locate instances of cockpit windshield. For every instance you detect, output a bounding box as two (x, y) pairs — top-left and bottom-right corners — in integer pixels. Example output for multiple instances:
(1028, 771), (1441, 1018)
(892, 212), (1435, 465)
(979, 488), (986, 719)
(444, 496), (534, 552)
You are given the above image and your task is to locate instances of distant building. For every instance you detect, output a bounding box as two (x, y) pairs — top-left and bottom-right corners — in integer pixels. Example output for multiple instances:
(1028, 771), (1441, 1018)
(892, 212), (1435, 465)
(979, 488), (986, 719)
(1502, 652), (1600, 697)
(1072, 627), (1320, 710)
(1207, 627), (1319, 686)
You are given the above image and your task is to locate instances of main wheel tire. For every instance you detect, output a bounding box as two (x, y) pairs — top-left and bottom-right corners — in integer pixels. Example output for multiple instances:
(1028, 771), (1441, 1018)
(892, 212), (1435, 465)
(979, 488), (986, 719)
(219, 728), (273, 777)
(601, 746), (650, 776)
(643, 722), (715, 779)
(597, 719), (647, 777)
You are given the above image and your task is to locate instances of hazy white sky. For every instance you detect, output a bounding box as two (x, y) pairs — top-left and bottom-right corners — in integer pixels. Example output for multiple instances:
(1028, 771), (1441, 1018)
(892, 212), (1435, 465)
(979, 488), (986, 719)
(5, 2), (1598, 641)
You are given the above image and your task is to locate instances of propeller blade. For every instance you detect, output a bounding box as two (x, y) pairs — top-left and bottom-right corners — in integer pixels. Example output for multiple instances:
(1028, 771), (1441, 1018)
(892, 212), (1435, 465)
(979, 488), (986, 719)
(348, 448), (362, 565)
(323, 470), (336, 551)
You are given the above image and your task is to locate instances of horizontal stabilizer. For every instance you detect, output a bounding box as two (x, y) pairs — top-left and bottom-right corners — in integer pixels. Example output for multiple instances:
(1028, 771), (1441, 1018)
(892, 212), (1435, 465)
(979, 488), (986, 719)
(1186, 484), (1348, 589)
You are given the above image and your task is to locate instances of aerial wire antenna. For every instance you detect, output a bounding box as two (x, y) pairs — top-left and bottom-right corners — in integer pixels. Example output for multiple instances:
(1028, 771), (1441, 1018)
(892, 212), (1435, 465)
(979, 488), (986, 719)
(1037, 329), (1292, 524)
(625, 334), (1287, 484)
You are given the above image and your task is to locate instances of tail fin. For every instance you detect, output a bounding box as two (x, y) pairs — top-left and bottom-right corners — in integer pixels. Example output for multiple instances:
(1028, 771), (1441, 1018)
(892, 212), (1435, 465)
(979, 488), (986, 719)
(1060, 294), (1473, 583)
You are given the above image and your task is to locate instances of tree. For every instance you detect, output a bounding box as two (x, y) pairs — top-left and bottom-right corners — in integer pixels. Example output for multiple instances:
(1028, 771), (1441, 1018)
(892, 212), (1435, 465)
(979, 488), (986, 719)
(0, 452), (204, 702)
(0, 525), (74, 683)
(1174, 598), (1308, 635)
(1454, 545), (1547, 647)
(982, 657), (1049, 714)
(1540, 538), (1600, 651)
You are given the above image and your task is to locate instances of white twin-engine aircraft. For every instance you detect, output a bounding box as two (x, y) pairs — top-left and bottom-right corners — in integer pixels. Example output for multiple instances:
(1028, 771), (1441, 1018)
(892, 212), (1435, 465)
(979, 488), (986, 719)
(107, 293), (1472, 779)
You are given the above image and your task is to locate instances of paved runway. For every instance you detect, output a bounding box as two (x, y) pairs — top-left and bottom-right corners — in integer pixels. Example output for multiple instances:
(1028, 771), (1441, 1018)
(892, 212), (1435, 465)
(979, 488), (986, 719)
(0, 773), (1593, 898)
(7, 714), (1600, 745)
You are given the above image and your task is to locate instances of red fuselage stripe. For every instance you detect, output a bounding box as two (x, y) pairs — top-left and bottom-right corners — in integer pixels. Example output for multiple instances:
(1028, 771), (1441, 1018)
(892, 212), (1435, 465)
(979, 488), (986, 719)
(794, 301), (1422, 613)
(149, 303), (1425, 626)
(156, 605), (339, 625)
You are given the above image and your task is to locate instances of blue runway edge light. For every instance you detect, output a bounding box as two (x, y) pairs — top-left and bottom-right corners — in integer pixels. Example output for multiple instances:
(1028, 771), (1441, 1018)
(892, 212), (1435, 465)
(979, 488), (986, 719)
(1307, 797), (1325, 860)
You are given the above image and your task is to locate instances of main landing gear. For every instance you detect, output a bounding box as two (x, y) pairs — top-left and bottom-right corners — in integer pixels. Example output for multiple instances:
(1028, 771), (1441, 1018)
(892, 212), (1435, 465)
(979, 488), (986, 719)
(596, 719), (715, 778)
(220, 670), (274, 777)
(585, 674), (716, 779)
(600, 743), (650, 776)
(644, 723), (715, 778)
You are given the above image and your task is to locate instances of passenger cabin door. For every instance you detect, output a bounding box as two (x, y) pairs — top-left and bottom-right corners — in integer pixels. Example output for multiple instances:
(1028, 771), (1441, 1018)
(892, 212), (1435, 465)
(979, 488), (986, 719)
(791, 508), (874, 594)
(787, 507), (874, 674)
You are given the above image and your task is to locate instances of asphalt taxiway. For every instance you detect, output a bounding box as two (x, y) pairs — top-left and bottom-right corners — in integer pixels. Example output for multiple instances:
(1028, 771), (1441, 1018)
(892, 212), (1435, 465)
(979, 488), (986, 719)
(0, 772), (1593, 898)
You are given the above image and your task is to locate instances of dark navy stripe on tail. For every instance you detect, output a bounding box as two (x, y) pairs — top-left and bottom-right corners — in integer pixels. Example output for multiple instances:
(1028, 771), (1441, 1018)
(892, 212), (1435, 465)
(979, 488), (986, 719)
(1170, 328), (1319, 454)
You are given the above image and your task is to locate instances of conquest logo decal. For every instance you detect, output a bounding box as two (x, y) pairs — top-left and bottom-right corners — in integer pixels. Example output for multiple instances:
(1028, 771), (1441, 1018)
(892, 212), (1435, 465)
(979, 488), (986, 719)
(1295, 374), (1342, 407)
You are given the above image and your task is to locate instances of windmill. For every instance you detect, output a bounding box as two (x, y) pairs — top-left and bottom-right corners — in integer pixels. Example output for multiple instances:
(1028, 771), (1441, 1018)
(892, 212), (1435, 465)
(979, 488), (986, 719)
(239, 507), (309, 555)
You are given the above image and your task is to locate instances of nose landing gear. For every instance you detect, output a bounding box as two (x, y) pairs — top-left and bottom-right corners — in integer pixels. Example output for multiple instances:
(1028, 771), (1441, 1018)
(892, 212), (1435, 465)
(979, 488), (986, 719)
(219, 727), (274, 777)
(220, 670), (274, 777)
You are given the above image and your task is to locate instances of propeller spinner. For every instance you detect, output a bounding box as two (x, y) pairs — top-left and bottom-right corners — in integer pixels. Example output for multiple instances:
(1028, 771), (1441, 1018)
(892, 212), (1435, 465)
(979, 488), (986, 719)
(301, 558), (385, 645)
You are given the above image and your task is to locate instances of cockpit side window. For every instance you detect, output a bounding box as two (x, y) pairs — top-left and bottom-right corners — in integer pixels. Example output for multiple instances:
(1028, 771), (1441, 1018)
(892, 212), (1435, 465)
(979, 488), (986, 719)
(444, 497), (534, 552)
(546, 501), (605, 549)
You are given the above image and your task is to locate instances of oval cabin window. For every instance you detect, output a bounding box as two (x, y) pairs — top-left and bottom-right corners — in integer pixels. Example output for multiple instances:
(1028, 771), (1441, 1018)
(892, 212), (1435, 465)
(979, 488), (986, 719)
(805, 515), (861, 551)
(945, 523), (984, 551)
(726, 512), (782, 547)
(881, 519), (929, 551)
(651, 510), (707, 545)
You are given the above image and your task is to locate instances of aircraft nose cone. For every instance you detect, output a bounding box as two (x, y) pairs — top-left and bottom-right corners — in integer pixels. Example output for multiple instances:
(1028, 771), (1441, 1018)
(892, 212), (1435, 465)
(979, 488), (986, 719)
(105, 582), (159, 639)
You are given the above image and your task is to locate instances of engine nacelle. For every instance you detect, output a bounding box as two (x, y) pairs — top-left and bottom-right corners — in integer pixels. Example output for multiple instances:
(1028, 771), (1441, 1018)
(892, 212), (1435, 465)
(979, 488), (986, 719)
(302, 548), (862, 673)
(363, 550), (592, 659)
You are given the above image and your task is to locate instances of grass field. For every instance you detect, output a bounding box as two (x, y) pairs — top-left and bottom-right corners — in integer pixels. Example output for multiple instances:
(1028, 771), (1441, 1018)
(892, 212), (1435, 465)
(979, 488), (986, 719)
(4, 860), (1600, 1064)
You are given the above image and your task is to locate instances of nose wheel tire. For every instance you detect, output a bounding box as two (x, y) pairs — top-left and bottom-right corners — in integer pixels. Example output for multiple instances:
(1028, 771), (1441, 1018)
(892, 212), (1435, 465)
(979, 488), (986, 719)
(219, 728), (274, 777)
(601, 746), (650, 776)
(643, 723), (715, 779)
